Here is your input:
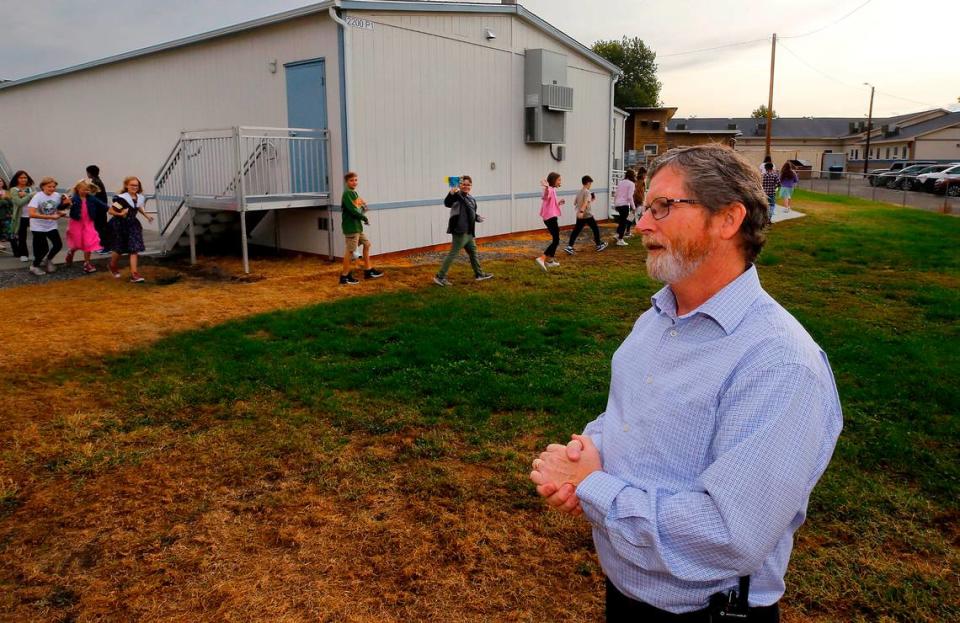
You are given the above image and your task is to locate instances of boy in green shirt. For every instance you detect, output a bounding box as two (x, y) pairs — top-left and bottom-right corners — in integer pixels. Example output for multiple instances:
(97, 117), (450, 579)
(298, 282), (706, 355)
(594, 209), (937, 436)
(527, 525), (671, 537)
(340, 172), (383, 285)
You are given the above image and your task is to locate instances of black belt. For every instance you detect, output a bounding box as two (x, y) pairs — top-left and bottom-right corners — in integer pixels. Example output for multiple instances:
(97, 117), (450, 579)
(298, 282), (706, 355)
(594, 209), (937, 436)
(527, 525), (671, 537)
(605, 578), (780, 623)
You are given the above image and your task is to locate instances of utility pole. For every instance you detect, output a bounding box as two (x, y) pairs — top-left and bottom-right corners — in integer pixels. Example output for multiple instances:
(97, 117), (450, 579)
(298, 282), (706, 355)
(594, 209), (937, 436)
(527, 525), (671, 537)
(863, 83), (875, 174)
(764, 33), (776, 158)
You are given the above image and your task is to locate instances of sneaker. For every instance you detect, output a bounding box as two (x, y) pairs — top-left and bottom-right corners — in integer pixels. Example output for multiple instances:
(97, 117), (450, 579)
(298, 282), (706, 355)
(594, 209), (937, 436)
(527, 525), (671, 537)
(82, 262), (97, 274)
(546, 259), (560, 267)
(130, 273), (145, 283)
(29, 265), (46, 276)
(474, 272), (494, 282)
(43, 259), (56, 274)
(595, 242), (609, 252)
(535, 256), (547, 271)
(433, 275), (452, 287)
(64, 249), (75, 267)
(20, 256), (29, 263)
(364, 268), (384, 279)
(563, 246), (575, 255)
(624, 232), (633, 239)
(339, 273), (360, 285)
(109, 261), (121, 278)
(615, 239), (629, 247)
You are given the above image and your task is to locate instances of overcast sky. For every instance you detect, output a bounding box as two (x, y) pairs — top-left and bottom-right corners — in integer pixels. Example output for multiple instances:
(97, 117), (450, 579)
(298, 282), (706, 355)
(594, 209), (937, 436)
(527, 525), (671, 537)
(3, 0), (958, 118)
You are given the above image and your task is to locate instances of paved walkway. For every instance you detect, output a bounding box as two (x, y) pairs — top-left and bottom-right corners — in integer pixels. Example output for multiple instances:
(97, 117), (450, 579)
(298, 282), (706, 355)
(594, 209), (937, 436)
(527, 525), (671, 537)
(0, 220), (161, 271)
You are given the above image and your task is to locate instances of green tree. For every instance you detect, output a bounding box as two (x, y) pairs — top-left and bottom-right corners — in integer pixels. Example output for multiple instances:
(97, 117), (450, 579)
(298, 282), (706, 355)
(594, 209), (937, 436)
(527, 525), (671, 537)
(591, 36), (661, 108)
(751, 105), (778, 119)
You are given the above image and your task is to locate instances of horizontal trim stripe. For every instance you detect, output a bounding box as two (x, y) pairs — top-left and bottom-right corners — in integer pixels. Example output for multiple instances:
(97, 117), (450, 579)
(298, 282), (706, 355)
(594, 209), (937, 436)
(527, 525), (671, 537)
(330, 188), (609, 212)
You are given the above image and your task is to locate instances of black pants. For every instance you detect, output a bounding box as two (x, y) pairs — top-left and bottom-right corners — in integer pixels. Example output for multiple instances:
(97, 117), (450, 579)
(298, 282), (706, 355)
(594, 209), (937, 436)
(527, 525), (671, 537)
(568, 216), (602, 246)
(605, 579), (779, 623)
(93, 210), (109, 249)
(543, 217), (560, 257)
(32, 230), (62, 267)
(614, 205), (630, 239)
(14, 217), (30, 258)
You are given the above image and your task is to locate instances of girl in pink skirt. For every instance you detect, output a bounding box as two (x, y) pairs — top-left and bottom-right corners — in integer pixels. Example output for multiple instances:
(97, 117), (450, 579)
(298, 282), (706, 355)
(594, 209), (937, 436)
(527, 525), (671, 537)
(65, 179), (108, 274)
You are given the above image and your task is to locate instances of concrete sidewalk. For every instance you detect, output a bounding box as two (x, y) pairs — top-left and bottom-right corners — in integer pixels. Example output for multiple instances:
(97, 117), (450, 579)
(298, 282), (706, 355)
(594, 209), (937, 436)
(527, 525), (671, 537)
(771, 205), (805, 224)
(0, 220), (161, 272)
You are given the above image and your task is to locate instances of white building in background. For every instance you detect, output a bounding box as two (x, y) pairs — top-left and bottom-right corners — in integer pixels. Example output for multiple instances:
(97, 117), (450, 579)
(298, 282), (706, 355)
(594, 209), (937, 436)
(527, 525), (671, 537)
(0, 0), (622, 261)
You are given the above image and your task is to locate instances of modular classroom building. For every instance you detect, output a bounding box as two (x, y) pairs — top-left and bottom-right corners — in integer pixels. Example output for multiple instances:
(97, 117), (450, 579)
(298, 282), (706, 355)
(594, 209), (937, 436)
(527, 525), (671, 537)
(0, 0), (622, 263)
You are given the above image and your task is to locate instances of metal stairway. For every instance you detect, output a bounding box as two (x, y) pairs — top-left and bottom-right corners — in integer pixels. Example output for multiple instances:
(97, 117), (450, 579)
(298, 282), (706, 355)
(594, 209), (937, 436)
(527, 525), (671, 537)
(153, 126), (332, 272)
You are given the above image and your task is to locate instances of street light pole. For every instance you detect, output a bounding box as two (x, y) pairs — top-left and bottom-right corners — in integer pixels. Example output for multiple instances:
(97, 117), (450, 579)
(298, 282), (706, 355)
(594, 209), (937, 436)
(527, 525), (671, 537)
(863, 83), (875, 175)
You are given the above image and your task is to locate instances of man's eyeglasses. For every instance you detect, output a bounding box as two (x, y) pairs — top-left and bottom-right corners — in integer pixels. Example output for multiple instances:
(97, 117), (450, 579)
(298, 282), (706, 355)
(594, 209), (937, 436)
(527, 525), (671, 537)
(640, 197), (700, 220)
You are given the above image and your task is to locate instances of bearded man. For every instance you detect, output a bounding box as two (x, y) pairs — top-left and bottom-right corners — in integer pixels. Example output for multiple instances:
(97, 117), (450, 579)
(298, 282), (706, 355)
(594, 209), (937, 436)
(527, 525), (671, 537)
(530, 145), (842, 622)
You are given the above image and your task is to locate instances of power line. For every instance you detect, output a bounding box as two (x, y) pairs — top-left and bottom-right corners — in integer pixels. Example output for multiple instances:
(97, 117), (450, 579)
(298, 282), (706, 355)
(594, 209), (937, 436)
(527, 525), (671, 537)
(777, 41), (858, 89)
(658, 37), (768, 58)
(780, 0), (874, 39)
(658, 0), (873, 59)
(778, 41), (942, 110)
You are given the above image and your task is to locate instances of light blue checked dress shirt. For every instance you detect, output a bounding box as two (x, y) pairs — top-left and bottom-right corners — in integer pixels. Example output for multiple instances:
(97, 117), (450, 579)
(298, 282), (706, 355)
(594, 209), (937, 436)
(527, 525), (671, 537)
(577, 265), (842, 614)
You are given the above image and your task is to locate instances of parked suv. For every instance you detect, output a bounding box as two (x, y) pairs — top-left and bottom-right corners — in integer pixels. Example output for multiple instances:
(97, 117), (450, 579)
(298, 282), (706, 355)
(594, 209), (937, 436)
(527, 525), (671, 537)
(878, 164), (930, 189)
(867, 160), (935, 186)
(894, 164), (954, 190)
(917, 164), (960, 192)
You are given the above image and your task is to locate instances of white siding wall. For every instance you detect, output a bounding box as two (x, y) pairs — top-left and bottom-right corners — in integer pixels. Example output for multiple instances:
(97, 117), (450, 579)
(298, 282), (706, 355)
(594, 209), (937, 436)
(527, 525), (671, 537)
(0, 16), (343, 254)
(915, 127), (960, 160)
(339, 10), (614, 256)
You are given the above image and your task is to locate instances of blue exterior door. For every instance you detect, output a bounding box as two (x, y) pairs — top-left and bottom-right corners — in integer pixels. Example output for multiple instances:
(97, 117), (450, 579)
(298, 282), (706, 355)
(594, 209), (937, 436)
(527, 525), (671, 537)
(285, 59), (328, 193)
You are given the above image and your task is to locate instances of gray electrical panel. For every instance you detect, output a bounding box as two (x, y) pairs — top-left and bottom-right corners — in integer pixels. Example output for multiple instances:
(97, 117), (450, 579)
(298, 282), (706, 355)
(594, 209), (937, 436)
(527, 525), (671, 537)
(524, 49), (573, 144)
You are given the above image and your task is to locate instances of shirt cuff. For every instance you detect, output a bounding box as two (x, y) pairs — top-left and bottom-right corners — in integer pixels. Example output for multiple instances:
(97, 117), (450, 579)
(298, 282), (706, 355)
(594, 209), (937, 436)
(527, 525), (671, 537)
(577, 470), (628, 526)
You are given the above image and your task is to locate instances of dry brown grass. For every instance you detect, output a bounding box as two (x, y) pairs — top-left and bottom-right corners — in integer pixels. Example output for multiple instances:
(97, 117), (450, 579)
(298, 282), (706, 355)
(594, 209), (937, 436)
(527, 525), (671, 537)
(2, 212), (948, 622)
(0, 231), (617, 622)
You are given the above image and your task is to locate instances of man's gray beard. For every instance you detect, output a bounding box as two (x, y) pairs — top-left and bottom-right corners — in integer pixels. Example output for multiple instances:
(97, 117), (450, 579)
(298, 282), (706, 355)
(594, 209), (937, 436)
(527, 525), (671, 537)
(645, 244), (709, 284)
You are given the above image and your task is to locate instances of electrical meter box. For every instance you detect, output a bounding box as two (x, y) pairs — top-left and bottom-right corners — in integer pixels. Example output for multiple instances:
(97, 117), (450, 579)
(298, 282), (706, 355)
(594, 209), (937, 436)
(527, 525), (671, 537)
(524, 49), (573, 144)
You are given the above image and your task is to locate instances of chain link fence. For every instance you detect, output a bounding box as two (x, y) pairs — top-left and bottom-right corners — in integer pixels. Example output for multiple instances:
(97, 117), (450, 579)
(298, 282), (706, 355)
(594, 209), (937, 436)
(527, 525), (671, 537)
(796, 170), (959, 216)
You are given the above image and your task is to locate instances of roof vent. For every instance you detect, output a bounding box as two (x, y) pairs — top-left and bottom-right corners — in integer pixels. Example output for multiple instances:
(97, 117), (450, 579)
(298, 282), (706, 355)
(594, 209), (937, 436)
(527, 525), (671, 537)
(727, 123), (738, 130)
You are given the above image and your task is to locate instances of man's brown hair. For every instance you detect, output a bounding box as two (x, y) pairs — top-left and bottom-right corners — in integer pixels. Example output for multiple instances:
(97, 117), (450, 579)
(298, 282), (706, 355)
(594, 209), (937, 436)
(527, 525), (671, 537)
(647, 144), (769, 263)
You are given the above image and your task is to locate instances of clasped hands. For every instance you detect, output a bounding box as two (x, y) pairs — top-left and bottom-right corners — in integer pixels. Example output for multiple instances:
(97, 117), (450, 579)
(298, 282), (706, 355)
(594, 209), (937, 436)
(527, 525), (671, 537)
(529, 434), (601, 516)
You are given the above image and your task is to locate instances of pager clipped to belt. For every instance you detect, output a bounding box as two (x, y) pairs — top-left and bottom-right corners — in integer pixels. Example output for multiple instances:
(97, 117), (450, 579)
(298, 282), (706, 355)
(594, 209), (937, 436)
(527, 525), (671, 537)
(708, 575), (750, 621)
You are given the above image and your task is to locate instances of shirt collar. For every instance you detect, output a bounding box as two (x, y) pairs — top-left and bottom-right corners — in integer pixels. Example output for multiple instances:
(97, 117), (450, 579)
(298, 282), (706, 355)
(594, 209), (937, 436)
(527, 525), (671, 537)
(650, 264), (763, 335)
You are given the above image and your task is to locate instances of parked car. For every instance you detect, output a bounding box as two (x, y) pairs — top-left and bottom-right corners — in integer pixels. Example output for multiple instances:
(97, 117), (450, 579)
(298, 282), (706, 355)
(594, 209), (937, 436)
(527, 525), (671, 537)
(867, 160), (935, 186)
(895, 164), (954, 190)
(917, 164), (960, 192)
(933, 173), (960, 196)
(879, 164), (931, 188)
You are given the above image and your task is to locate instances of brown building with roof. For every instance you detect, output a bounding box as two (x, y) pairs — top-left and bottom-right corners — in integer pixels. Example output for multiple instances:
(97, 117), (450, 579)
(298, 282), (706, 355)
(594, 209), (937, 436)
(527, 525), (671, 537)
(623, 107), (737, 167)
(621, 105), (960, 172)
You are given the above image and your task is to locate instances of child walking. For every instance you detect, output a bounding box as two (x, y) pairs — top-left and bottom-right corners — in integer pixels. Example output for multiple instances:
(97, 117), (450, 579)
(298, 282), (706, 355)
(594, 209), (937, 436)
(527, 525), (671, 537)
(779, 161), (799, 212)
(536, 172), (564, 271)
(65, 179), (108, 274)
(107, 176), (153, 282)
(8, 170), (35, 262)
(339, 171), (384, 285)
(433, 175), (493, 286)
(0, 177), (12, 251)
(624, 166), (646, 238)
(612, 169), (636, 246)
(761, 162), (781, 223)
(564, 175), (607, 254)
(26, 176), (69, 276)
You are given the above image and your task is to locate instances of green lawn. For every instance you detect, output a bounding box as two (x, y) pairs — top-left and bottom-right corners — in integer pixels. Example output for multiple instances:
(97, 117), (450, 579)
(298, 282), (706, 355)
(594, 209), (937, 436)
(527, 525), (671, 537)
(4, 190), (959, 621)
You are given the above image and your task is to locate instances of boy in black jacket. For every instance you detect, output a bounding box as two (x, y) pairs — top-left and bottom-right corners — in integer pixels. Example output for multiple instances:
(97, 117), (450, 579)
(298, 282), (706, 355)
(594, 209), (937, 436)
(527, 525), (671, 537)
(434, 175), (493, 286)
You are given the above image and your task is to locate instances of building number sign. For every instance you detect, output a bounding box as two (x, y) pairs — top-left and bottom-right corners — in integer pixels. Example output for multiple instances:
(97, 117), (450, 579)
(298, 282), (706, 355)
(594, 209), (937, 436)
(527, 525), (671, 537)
(344, 16), (374, 30)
